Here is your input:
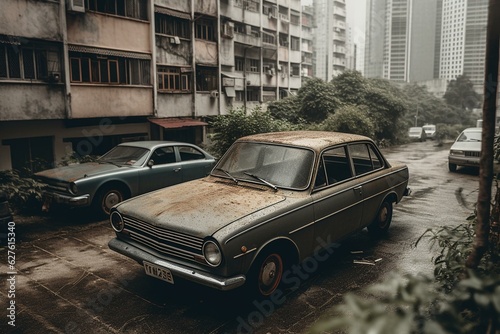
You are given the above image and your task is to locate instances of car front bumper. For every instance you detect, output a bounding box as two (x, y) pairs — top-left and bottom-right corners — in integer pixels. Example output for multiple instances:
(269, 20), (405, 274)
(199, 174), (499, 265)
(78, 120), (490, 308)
(448, 155), (480, 167)
(108, 238), (246, 291)
(43, 191), (90, 207)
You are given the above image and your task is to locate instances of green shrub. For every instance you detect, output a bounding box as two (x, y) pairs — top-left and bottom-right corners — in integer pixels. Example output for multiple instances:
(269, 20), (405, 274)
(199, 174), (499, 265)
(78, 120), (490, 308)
(318, 104), (375, 138)
(0, 169), (46, 213)
(208, 107), (296, 157)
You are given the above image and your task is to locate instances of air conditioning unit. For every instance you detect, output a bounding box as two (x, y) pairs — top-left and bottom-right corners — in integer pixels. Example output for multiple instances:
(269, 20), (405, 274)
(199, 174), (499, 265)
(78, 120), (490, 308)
(210, 90), (219, 98)
(222, 22), (234, 38)
(67, 0), (85, 13)
(246, 80), (251, 86)
(170, 36), (181, 45)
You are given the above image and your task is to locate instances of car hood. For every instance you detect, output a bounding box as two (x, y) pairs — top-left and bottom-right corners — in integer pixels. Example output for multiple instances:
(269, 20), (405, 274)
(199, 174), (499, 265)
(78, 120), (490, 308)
(450, 141), (481, 152)
(115, 179), (287, 238)
(35, 162), (122, 182)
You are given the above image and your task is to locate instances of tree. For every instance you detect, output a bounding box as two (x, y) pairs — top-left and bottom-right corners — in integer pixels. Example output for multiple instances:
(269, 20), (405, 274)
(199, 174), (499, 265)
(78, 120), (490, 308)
(267, 96), (301, 123)
(296, 77), (341, 123)
(320, 104), (375, 138)
(466, 0), (500, 269)
(208, 107), (293, 157)
(443, 74), (481, 111)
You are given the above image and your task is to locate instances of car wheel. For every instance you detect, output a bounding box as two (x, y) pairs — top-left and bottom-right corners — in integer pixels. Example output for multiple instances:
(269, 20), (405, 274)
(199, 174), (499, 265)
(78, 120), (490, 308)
(251, 251), (284, 297)
(448, 163), (457, 172)
(93, 185), (127, 217)
(368, 200), (393, 236)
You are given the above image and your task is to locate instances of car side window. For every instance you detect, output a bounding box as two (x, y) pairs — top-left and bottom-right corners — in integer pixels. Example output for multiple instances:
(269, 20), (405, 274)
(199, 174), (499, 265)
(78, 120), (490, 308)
(151, 147), (176, 165)
(178, 146), (205, 161)
(315, 146), (352, 188)
(349, 143), (383, 176)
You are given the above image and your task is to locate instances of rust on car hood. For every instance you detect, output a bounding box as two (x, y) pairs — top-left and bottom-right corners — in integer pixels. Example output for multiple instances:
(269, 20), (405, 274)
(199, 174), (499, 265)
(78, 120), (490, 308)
(35, 163), (121, 182)
(116, 178), (287, 238)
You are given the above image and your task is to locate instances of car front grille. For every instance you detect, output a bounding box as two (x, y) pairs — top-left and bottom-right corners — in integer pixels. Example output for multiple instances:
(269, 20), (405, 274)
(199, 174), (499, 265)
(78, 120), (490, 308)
(123, 215), (204, 262)
(465, 151), (480, 158)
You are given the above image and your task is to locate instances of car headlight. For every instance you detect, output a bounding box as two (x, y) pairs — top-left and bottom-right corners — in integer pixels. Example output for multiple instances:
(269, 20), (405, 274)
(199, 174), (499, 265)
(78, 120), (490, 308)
(69, 182), (78, 195)
(110, 211), (124, 232)
(450, 150), (464, 156)
(203, 241), (222, 267)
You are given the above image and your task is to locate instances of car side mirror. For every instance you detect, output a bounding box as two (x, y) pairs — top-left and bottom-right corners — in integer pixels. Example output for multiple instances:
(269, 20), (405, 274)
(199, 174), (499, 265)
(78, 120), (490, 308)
(147, 159), (154, 167)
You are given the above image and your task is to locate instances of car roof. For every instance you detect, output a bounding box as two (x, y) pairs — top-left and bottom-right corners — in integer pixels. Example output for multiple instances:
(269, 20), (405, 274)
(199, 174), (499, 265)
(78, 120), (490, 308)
(117, 141), (196, 149)
(462, 127), (482, 132)
(237, 131), (372, 151)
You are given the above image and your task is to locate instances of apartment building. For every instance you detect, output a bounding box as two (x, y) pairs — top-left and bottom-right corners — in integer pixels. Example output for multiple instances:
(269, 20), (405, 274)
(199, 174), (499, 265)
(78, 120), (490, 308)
(0, 0), (304, 171)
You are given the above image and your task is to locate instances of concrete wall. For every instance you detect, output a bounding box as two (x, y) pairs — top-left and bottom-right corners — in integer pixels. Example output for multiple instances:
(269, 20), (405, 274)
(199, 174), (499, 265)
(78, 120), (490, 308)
(156, 35), (192, 66)
(155, 0), (190, 13)
(0, 0), (62, 40)
(0, 84), (66, 120)
(67, 12), (150, 53)
(195, 40), (218, 65)
(157, 94), (193, 118)
(70, 86), (153, 118)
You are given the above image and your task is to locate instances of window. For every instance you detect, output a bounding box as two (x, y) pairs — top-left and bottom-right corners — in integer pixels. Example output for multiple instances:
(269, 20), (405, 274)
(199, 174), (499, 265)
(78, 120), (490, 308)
(155, 13), (190, 38)
(248, 59), (260, 72)
(69, 52), (150, 85)
(196, 66), (218, 91)
(195, 18), (216, 42)
(290, 63), (301, 76)
(235, 57), (244, 71)
(262, 32), (276, 45)
(279, 33), (289, 47)
(318, 146), (352, 186)
(246, 89), (260, 102)
(0, 43), (60, 81)
(86, 0), (148, 20)
(291, 37), (300, 51)
(151, 147), (176, 165)
(178, 146), (205, 161)
(3, 136), (54, 173)
(349, 143), (383, 176)
(157, 66), (191, 92)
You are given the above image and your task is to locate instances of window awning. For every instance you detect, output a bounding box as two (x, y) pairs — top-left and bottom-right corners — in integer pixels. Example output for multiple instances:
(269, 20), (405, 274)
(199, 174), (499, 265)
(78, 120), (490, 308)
(68, 45), (151, 60)
(148, 118), (208, 129)
(0, 34), (21, 45)
(154, 6), (191, 20)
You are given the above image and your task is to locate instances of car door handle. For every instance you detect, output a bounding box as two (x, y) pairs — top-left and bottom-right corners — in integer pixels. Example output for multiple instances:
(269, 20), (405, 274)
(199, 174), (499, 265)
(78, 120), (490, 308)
(354, 186), (362, 196)
(174, 168), (181, 172)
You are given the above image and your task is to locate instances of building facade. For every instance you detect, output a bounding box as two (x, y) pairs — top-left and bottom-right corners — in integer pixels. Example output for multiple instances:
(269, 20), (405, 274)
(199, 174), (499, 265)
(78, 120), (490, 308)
(312, 0), (347, 82)
(0, 0), (305, 171)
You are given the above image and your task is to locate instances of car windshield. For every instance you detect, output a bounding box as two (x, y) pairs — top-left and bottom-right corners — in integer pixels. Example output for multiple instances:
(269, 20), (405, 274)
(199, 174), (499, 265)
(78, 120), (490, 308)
(457, 130), (481, 142)
(212, 142), (314, 190)
(423, 125), (435, 131)
(98, 146), (150, 166)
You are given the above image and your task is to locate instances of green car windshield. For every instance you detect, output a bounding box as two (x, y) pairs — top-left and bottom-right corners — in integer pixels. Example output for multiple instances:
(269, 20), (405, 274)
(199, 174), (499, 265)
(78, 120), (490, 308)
(213, 142), (314, 190)
(98, 146), (150, 166)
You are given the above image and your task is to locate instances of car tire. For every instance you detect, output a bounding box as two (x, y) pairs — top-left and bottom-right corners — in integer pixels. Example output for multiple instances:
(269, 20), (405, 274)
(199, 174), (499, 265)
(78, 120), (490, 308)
(249, 251), (285, 298)
(367, 200), (393, 236)
(93, 185), (127, 218)
(448, 163), (457, 172)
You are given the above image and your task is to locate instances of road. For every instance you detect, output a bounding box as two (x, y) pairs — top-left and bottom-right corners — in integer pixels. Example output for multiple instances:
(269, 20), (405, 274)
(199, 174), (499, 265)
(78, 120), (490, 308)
(0, 141), (482, 334)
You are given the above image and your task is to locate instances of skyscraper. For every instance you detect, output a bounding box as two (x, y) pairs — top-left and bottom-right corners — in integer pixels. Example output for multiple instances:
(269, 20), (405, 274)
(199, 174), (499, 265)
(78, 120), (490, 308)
(365, 0), (437, 82)
(313, 0), (347, 81)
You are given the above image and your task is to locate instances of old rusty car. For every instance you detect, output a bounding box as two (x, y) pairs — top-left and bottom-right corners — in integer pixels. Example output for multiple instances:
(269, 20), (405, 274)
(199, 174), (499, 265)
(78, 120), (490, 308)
(108, 131), (410, 297)
(35, 141), (216, 217)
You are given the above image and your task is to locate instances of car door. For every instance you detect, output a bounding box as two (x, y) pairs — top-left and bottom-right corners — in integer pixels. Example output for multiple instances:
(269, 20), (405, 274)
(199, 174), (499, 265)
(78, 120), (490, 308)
(176, 145), (213, 182)
(347, 142), (386, 229)
(312, 146), (363, 244)
(138, 146), (184, 194)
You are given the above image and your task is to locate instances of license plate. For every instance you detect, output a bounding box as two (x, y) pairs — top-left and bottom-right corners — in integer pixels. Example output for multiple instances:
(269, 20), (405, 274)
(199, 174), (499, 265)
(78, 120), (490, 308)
(143, 262), (174, 284)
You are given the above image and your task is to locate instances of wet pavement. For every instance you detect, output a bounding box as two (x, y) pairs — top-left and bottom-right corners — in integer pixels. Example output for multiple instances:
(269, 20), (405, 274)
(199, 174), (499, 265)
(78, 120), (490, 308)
(0, 140), (482, 334)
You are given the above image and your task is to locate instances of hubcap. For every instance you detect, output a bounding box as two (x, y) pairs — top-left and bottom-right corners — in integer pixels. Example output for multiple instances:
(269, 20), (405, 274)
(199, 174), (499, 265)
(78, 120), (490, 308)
(379, 206), (388, 227)
(103, 192), (121, 212)
(258, 254), (283, 296)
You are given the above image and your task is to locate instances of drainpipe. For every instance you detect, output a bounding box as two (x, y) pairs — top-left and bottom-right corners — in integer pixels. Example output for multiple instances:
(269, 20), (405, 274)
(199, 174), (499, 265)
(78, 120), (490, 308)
(217, 0), (221, 115)
(191, 0), (196, 119)
(61, 0), (71, 119)
(151, 2), (158, 118)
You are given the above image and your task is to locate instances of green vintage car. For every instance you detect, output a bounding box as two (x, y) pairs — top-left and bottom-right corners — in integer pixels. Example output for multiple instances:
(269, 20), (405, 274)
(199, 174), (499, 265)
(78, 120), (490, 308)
(108, 131), (410, 297)
(35, 141), (216, 217)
